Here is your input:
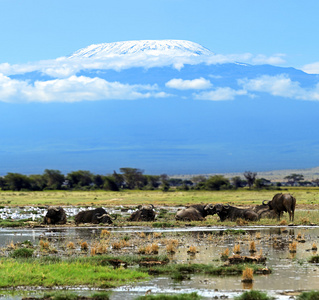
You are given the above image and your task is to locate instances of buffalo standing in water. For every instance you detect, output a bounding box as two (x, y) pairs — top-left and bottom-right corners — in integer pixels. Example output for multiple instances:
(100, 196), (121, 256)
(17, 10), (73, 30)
(43, 207), (67, 225)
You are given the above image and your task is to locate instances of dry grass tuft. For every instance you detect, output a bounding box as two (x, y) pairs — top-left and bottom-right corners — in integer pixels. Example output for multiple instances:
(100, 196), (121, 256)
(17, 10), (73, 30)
(166, 241), (177, 254)
(80, 241), (88, 251)
(280, 219), (288, 225)
(138, 232), (146, 238)
(67, 242), (75, 249)
(39, 240), (50, 250)
(249, 241), (257, 253)
(289, 241), (297, 253)
(233, 244), (241, 254)
(242, 267), (254, 282)
(187, 245), (197, 255)
(221, 248), (230, 261)
(153, 232), (162, 239)
(100, 229), (110, 238)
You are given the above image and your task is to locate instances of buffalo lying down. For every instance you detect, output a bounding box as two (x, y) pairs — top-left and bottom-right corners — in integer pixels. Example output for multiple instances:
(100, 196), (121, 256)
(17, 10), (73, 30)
(262, 193), (296, 221)
(43, 207), (67, 225)
(175, 204), (214, 221)
(75, 207), (116, 224)
(128, 204), (156, 222)
(205, 203), (258, 222)
(253, 204), (277, 219)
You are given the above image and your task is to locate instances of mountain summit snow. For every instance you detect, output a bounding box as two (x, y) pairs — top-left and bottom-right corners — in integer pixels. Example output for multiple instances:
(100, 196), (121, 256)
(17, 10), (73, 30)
(68, 40), (214, 59)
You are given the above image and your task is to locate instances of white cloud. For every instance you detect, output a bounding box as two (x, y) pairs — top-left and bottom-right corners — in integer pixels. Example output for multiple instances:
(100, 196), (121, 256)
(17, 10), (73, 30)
(302, 62), (319, 74)
(165, 77), (212, 90)
(239, 74), (319, 101)
(0, 74), (165, 103)
(0, 51), (288, 79)
(251, 54), (286, 65)
(194, 87), (247, 101)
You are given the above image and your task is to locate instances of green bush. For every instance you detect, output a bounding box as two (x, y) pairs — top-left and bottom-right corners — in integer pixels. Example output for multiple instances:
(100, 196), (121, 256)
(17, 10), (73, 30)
(234, 290), (275, 300)
(309, 255), (319, 263)
(10, 247), (34, 258)
(297, 291), (319, 300)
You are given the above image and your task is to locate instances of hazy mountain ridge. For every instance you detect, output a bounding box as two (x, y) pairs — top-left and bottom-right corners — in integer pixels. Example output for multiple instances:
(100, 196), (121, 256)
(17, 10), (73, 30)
(174, 166), (319, 181)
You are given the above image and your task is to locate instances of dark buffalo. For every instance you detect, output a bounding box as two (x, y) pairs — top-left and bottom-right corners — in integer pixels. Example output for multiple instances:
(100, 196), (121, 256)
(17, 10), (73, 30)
(128, 204), (156, 222)
(204, 203), (258, 222)
(43, 207), (67, 225)
(175, 204), (214, 221)
(253, 204), (277, 219)
(75, 207), (116, 224)
(262, 193), (296, 221)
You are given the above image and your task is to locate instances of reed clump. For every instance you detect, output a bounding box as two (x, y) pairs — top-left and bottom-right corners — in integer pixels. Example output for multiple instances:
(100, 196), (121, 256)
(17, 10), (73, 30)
(80, 241), (88, 251)
(145, 243), (159, 255)
(233, 244), (241, 254)
(249, 241), (257, 253)
(187, 246), (197, 255)
(242, 267), (254, 283)
(100, 229), (110, 238)
(67, 241), (75, 250)
(221, 248), (230, 261)
(39, 240), (50, 250)
(289, 241), (297, 253)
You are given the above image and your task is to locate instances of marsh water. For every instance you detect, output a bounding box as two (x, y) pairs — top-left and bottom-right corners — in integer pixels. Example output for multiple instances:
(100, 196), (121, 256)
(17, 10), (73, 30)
(1, 225), (319, 299)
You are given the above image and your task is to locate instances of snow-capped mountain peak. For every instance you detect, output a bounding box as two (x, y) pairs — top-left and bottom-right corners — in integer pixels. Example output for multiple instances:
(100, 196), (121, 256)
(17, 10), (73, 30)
(68, 40), (214, 59)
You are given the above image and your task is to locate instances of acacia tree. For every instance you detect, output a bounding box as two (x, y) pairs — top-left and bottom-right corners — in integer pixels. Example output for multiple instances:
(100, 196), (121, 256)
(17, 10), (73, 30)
(243, 171), (257, 189)
(205, 175), (230, 190)
(66, 170), (93, 189)
(284, 173), (304, 185)
(119, 168), (145, 189)
(43, 169), (65, 190)
(231, 176), (246, 189)
(3, 173), (31, 191)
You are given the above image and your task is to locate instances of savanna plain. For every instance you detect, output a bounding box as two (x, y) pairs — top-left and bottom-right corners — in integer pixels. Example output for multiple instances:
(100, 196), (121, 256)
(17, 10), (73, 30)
(1, 188), (319, 300)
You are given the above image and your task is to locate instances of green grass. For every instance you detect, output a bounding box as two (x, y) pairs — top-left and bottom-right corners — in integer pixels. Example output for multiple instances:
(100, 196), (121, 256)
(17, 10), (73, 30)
(135, 292), (202, 300)
(0, 187), (318, 207)
(234, 290), (275, 300)
(0, 257), (149, 288)
(138, 262), (270, 277)
(296, 291), (319, 300)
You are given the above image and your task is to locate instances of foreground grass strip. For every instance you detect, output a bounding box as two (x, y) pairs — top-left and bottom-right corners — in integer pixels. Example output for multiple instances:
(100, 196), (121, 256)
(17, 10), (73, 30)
(136, 292), (202, 300)
(296, 290), (319, 300)
(234, 290), (275, 300)
(0, 258), (148, 288)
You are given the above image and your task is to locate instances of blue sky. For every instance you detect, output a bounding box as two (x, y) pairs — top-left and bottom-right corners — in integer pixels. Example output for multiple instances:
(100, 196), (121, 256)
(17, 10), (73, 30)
(1, 0), (319, 71)
(1, 0), (319, 176)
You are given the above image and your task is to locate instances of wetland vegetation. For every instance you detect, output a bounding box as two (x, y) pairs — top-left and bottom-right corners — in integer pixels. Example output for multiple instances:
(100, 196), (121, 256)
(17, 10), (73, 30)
(0, 188), (319, 299)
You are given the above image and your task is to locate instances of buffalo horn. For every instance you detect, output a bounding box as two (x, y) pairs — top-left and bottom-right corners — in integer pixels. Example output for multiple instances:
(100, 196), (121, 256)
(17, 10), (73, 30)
(224, 204), (230, 210)
(262, 200), (270, 206)
(53, 207), (60, 211)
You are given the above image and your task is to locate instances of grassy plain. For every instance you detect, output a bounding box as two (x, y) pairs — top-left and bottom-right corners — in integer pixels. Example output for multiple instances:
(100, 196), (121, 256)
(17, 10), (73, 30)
(0, 187), (318, 207)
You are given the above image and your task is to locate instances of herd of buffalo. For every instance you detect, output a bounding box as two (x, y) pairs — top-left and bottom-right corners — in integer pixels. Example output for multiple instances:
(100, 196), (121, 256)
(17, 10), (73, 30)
(43, 193), (296, 225)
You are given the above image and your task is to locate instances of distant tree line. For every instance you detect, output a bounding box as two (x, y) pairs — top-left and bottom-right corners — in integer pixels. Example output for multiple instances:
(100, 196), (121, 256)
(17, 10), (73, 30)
(0, 168), (317, 192)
